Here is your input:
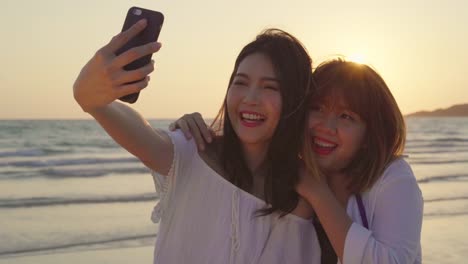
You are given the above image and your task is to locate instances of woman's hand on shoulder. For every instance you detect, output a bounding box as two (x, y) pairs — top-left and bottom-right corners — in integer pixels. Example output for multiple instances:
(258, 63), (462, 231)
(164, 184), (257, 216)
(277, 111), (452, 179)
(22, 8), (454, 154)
(73, 19), (161, 113)
(296, 165), (329, 203)
(169, 112), (213, 151)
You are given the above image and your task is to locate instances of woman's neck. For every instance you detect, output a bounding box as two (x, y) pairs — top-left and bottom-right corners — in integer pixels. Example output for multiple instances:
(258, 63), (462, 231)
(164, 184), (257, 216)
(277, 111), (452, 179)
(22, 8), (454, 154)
(242, 143), (268, 175)
(242, 143), (269, 199)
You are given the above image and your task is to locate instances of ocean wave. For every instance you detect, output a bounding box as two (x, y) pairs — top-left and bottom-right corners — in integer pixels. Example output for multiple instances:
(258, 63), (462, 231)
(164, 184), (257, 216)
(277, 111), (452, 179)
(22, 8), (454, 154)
(40, 166), (149, 178)
(423, 211), (468, 218)
(56, 140), (119, 149)
(0, 148), (71, 158)
(405, 144), (468, 151)
(0, 193), (158, 208)
(1, 166), (149, 180)
(417, 174), (468, 183)
(0, 233), (156, 256)
(424, 196), (468, 203)
(405, 149), (468, 155)
(407, 137), (468, 143)
(2, 157), (139, 168)
(408, 159), (468, 165)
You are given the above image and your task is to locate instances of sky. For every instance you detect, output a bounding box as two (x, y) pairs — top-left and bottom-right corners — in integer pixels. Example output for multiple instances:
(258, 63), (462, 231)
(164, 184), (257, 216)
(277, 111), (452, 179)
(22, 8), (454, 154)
(1, 0), (467, 119)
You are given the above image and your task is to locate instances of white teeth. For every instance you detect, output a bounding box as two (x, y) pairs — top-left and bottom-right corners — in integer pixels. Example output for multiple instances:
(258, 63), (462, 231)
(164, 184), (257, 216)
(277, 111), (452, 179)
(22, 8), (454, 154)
(314, 138), (336, 148)
(241, 113), (264, 121)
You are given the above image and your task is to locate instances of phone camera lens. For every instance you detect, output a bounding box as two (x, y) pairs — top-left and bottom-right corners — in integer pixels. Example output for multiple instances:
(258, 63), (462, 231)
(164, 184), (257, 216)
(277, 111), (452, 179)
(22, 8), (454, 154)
(132, 8), (143, 16)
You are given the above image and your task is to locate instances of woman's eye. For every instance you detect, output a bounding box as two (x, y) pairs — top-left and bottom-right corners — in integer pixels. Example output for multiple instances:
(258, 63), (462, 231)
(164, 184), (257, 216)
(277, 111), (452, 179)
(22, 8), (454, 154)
(264, 85), (279, 91)
(309, 105), (323, 112)
(340, 113), (355, 121)
(232, 81), (247, 86)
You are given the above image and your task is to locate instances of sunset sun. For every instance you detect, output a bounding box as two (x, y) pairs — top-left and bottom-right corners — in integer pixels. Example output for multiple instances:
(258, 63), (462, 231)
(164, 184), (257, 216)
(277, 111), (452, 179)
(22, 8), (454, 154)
(347, 53), (366, 64)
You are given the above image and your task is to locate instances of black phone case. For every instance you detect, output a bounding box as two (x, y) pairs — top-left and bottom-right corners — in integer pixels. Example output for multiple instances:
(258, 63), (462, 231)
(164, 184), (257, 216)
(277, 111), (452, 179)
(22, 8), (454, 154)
(115, 7), (164, 103)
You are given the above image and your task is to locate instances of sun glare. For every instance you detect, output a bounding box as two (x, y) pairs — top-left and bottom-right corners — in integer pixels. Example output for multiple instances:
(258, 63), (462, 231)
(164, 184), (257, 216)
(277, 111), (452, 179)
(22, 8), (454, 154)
(347, 54), (366, 64)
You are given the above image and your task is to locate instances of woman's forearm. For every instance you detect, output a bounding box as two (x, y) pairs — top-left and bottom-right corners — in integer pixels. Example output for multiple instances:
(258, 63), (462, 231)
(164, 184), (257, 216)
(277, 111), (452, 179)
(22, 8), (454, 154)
(88, 101), (173, 174)
(304, 187), (352, 262)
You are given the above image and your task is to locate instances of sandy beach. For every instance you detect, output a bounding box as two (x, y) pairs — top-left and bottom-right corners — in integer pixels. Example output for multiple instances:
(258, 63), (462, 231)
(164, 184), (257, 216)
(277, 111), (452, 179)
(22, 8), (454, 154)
(421, 215), (468, 264)
(1, 214), (467, 264)
(0, 246), (154, 264)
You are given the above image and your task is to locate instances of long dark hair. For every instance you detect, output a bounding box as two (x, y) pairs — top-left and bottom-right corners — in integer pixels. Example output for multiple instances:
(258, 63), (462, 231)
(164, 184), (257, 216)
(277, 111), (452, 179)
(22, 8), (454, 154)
(211, 29), (316, 216)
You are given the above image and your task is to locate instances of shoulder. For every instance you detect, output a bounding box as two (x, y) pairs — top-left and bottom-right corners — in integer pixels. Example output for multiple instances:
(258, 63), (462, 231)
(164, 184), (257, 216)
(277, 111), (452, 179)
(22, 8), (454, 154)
(369, 157), (422, 201)
(378, 157), (416, 185)
(160, 130), (198, 176)
(165, 129), (192, 144)
(166, 130), (197, 153)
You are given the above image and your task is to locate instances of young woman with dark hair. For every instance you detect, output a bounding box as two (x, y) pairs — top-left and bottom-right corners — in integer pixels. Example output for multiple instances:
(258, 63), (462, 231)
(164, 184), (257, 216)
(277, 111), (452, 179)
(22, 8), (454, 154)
(73, 20), (321, 263)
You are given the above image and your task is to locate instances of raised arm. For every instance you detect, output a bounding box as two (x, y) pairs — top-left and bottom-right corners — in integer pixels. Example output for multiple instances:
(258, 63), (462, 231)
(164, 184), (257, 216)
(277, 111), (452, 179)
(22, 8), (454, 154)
(73, 19), (173, 175)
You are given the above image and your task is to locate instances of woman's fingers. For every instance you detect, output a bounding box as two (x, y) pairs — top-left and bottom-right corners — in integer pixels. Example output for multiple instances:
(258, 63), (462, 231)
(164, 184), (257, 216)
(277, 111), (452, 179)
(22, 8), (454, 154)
(73, 20), (161, 112)
(183, 115), (207, 151)
(169, 113), (212, 151)
(175, 118), (193, 140)
(112, 42), (161, 69)
(116, 76), (150, 98)
(192, 112), (212, 143)
(168, 122), (177, 131)
(99, 19), (161, 92)
(114, 60), (155, 85)
(105, 19), (148, 54)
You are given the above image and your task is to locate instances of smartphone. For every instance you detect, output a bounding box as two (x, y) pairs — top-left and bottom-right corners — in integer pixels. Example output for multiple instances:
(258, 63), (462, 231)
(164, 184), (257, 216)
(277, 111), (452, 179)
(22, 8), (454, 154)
(115, 7), (164, 103)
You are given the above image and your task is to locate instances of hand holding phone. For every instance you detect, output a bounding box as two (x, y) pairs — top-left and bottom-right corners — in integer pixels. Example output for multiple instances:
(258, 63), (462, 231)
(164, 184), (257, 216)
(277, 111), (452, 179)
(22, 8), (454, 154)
(116, 7), (164, 103)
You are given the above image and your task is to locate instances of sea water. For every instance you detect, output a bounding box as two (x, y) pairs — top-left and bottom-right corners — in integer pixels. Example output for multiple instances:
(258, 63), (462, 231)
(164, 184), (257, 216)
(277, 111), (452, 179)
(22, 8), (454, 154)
(0, 118), (467, 261)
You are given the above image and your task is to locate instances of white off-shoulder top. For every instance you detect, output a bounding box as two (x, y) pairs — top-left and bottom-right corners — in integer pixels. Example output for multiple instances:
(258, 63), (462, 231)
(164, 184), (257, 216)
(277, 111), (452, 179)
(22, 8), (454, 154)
(150, 130), (320, 264)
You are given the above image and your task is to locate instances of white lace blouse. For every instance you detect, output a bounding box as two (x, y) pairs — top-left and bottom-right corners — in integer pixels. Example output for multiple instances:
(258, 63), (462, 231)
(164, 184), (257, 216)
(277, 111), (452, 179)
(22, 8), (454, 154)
(150, 130), (320, 264)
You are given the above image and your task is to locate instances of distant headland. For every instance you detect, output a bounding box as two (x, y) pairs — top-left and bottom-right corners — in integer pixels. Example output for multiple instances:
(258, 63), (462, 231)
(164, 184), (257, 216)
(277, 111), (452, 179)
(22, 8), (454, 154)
(406, 103), (468, 117)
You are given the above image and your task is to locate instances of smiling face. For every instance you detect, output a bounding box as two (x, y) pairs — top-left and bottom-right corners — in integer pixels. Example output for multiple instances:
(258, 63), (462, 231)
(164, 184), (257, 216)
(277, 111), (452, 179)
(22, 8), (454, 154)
(227, 52), (282, 151)
(306, 59), (407, 193)
(307, 94), (367, 174)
